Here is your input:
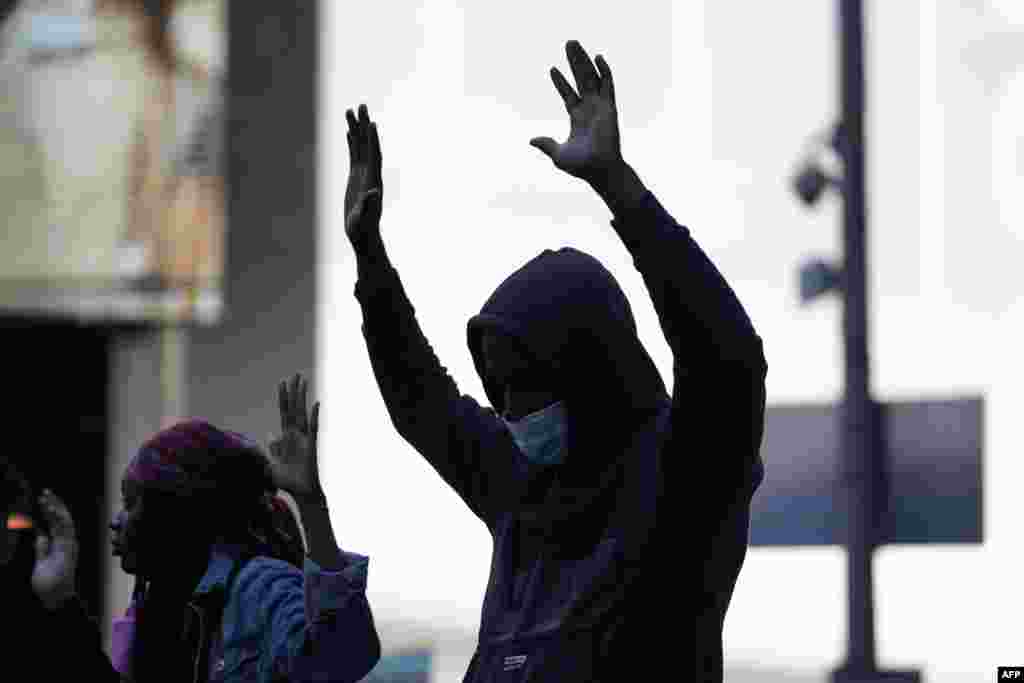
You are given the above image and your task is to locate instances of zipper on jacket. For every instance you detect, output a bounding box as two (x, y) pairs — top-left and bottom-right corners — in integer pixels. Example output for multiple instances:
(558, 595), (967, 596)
(186, 602), (206, 683)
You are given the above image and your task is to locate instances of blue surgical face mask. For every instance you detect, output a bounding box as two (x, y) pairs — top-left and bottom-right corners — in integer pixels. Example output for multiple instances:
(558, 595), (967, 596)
(502, 400), (568, 465)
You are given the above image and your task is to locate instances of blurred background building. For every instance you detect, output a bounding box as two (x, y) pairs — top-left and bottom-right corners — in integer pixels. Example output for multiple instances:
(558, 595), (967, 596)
(2, 0), (1021, 681)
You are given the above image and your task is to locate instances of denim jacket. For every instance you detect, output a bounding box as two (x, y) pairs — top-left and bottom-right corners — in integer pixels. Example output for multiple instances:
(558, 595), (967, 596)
(116, 544), (381, 683)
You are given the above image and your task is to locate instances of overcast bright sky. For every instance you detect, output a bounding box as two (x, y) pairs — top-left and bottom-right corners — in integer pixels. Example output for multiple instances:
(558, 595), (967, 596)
(318, 2), (1024, 679)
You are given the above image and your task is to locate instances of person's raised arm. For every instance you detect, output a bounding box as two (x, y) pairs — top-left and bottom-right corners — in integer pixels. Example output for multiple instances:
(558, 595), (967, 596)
(530, 42), (767, 486)
(263, 375), (380, 682)
(342, 106), (520, 529)
(32, 490), (121, 682)
(267, 374), (345, 570)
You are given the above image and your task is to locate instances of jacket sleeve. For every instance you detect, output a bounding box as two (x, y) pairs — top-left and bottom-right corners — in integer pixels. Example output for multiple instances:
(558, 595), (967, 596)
(609, 190), (767, 497)
(352, 251), (523, 529)
(240, 553), (381, 683)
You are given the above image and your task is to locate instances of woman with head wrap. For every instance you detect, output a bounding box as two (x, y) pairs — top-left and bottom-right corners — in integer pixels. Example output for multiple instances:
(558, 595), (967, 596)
(30, 374), (381, 683)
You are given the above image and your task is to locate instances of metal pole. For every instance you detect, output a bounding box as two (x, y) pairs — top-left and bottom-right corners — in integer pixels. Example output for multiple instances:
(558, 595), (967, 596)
(836, 0), (879, 676)
(832, 3), (920, 681)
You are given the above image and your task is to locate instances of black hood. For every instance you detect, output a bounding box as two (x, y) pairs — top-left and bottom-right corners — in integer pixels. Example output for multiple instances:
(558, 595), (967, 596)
(468, 247), (667, 438)
(467, 247), (669, 556)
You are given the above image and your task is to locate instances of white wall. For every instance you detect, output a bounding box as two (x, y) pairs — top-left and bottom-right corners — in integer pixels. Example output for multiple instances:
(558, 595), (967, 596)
(320, 2), (1024, 680)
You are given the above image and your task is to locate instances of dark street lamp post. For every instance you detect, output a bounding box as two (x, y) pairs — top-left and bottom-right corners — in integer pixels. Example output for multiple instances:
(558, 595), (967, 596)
(834, 0), (880, 676)
(793, 1), (925, 680)
(831, 2), (920, 681)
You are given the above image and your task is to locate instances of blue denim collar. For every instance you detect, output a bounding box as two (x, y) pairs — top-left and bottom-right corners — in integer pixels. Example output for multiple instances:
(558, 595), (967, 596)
(192, 543), (248, 599)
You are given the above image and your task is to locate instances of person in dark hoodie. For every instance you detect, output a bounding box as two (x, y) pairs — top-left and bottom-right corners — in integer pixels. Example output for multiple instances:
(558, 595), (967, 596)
(342, 40), (767, 682)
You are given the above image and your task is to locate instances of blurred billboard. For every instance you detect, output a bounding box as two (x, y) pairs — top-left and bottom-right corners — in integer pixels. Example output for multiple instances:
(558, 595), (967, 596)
(0, 0), (225, 324)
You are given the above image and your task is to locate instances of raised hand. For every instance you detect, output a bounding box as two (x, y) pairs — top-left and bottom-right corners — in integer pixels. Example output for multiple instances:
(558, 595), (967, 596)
(32, 489), (78, 610)
(267, 374), (324, 502)
(530, 41), (623, 185)
(344, 103), (384, 249)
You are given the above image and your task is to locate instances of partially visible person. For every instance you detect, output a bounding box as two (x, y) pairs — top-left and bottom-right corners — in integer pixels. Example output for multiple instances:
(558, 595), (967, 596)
(17, 374), (380, 682)
(1, 455), (116, 681)
(108, 376), (380, 682)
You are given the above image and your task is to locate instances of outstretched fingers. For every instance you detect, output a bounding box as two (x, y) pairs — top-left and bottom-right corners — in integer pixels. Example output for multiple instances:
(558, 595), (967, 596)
(566, 40), (600, 96)
(369, 122), (383, 187)
(279, 379), (289, 431)
(40, 490), (75, 548)
(290, 374), (302, 429)
(550, 42), (613, 111)
(280, 374), (313, 434)
(358, 105), (371, 163)
(347, 105), (375, 163)
(298, 375), (309, 433)
(35, 534), (50, 562)
(347, 104), (381, 178)
(595, 54), (615, 103)
(282, 375), (297, 431)
(346, 109), (361, 164)
(550, 67), (579, 110)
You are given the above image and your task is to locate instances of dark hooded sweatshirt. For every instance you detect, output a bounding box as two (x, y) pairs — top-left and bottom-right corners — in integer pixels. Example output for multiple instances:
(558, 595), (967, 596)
(354, 188), (766, 682)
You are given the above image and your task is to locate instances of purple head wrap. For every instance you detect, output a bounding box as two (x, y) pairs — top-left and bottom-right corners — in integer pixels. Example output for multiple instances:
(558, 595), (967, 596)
(125, 419), (266, 496)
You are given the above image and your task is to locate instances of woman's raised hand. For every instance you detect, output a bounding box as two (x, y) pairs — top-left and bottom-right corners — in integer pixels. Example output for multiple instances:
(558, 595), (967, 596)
(267, 374), (324, 503)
